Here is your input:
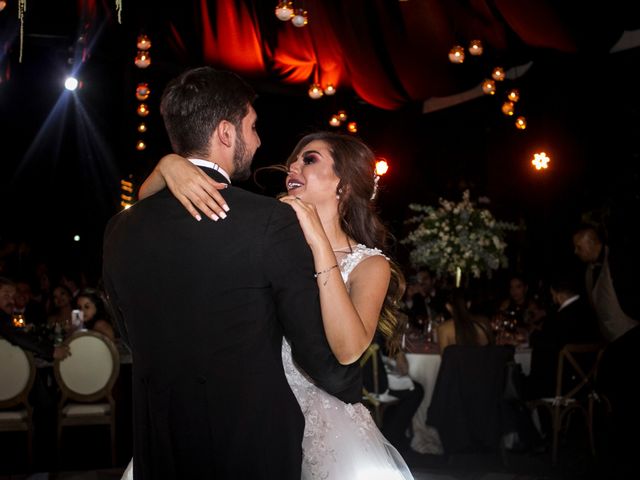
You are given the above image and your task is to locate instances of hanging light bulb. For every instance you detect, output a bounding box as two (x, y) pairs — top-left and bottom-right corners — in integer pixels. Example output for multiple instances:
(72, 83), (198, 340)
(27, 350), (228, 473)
(136, 140), (147, 151)
(515, 116), (527, 130)
(507, 89), (520, 102)
(337, 110), (348, 122)
(468, 40), (483, 56)
(137, 123), (147, 133)
(491, 66), (505, 81)
(375, 159), (389, 176)
(481, 79), (496, 95)
(136, 34), (151, 51)
(329, 115), (341, 127)
(291, 9), (308, 27)
(134, 51), (151, 68)
(308, 83), (323, 99)
(137, 104), (150, 117)
(501, 101), (515, 116)
(531, 152), (550, 170)
(136, 83), (150, 101)
(347, 122), (358, 133)
(324, 84), (336, 95)
(275, 2), (294, 21)
(448, 45), (465, 64)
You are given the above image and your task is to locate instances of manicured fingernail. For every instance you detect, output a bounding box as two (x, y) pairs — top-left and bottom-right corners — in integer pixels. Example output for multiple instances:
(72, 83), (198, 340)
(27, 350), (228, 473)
(219, 211), (227, 219)
(211, 214), (219, 221)
(222, 204), (230, 212)
(195, 215), (202, 222)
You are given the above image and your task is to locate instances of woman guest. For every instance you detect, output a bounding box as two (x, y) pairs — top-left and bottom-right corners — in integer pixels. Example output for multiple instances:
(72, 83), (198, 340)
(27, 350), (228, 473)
(47, 285), (74, 331)
(76, 288), (115, 341)
(437, 289), (494, 351)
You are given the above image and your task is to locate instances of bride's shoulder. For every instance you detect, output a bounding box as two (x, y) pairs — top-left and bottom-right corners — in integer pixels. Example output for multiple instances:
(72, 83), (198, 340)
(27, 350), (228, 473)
(341, 244), (390, 279)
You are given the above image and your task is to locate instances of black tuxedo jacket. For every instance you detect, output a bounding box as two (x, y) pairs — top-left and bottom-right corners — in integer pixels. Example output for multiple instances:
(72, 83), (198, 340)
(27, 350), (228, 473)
(103, 168), (360, 480)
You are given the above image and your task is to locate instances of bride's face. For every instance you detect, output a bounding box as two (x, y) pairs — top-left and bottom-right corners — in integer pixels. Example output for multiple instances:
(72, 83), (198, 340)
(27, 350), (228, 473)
(286, 140), (340, 206)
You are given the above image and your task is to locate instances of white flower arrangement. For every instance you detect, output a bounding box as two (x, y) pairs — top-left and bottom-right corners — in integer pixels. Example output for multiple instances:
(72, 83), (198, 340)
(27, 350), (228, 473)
(403, 190), (518, 280)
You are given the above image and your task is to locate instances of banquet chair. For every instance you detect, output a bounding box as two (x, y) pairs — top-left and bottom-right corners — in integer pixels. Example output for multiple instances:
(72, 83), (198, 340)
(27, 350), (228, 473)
(0, 338), (36, 464)
(426, 344), (516, 461)
(360, 343), (399, 427)
(54, 330), (120, 465)
(529, 343), (608, 465)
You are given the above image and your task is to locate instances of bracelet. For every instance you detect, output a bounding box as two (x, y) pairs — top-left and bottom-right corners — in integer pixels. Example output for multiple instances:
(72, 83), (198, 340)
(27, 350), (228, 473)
(314, 264), (339, 286)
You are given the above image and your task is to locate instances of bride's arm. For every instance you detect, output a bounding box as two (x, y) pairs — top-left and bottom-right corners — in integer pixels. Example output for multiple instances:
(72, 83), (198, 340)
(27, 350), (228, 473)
(139, 154), (230, 221)
(280, 196), (390, 365)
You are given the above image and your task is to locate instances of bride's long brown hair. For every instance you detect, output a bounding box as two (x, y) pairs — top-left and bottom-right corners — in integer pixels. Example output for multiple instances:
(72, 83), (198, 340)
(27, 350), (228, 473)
(283, 132), (406, 355)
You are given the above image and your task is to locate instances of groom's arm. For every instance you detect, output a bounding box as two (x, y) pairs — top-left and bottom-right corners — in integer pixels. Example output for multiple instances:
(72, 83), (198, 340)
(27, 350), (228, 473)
(263, 203), (361, 403)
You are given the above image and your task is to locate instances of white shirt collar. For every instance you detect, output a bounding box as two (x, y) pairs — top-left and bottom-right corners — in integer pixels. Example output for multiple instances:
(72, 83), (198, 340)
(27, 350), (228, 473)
(188, 158), (231, 183)
(558, 294), (580, 312)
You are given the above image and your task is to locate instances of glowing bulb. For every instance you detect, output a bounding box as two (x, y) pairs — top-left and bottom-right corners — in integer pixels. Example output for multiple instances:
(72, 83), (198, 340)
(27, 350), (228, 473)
(337, 110), (347, 122)
(137, 123), (147, 133)
(134, 51), (151, 68)
(507, 89), (520, 102)
(347, 122), (358, 133)
(375, 159), (389, 176)
(515, 116), (527, 130)
(64, 76), (79, 91)
(291, 9), (308, 27)
(329, 115), (341, 127)
(137, 104), (149, 117)
(531, 152), (550, 170)
(501, 101), (515, 116)
(0, 1), (6, 12)
(136, 83), (150, 101)
(275, 2), (294, 21)
(481, 79), (496, 95)
(469, 40), (483, 56)
(73, 235), (81, 242)
(324, 84), (336, 95)
(136, 34), (151, 50)
(448, 45), (465, 64)
(308, 83), (323, 100)
(136, 140), (146, 151)
(491, 66), (505, 81)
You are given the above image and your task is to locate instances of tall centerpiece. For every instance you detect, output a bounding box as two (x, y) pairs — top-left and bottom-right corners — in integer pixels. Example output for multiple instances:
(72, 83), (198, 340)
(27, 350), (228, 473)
(403, 190), (517, 286)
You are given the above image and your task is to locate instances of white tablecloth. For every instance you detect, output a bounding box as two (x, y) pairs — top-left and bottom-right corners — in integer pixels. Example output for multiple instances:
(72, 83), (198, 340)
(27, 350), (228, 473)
(405, 347), (531, 453)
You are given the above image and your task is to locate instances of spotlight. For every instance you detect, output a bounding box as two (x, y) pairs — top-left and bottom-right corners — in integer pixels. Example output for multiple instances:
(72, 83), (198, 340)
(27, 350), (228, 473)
(64, 76), (79, 91)
(73, 235), (81, 242)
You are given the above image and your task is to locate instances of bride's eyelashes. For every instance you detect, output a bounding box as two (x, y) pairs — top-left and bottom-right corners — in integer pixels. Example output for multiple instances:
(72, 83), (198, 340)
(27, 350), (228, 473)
(302, 153), (317, 165)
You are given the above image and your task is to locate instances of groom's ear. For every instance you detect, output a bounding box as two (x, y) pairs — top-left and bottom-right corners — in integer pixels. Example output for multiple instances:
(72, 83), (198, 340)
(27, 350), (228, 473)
(216, 120), (236, 149)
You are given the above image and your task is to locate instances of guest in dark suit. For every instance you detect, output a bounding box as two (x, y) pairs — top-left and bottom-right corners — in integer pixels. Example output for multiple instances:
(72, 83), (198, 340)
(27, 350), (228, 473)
(103, 67), (359, 480)
(528, 271), (601, 399)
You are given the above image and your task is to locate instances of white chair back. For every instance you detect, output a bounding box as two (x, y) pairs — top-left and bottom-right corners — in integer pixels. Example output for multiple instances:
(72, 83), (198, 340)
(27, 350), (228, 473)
(56, 331), (119, 399)
(0, 339), (33, 404)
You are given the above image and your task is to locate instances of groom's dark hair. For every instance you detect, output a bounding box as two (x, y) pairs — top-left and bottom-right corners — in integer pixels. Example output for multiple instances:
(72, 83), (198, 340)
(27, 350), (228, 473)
(160, 67), (256, 158)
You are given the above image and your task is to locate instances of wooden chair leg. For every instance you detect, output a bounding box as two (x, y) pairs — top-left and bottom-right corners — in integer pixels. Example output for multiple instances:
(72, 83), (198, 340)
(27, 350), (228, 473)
(552, 407), (561, 465)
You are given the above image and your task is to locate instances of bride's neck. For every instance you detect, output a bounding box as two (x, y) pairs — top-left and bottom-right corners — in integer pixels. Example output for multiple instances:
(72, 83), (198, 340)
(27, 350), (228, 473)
(316, 204), (350, 251)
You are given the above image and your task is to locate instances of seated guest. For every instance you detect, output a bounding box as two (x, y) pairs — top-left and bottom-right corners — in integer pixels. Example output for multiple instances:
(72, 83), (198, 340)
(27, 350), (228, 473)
(0, 276), (69, 361)
(437, 289), (494, 352)
(498, 274), (546, 331)
(13, 278), (46, 326)
(76, 288), (115, 340)
(47, 284), (74, 332)
(528, 271), (602, 399)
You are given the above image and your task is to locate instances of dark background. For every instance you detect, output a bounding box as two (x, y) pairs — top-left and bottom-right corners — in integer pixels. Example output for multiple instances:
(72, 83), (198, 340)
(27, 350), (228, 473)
(1, 1), (639, 286)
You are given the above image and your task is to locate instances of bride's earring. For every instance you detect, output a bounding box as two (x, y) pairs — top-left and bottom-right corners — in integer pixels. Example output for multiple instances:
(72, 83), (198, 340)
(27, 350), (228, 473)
(336, 187), (342, 200)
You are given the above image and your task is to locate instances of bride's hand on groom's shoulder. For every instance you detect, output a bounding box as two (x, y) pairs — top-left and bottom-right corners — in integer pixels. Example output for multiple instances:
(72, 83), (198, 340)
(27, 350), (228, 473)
(158, 154), (230, 222)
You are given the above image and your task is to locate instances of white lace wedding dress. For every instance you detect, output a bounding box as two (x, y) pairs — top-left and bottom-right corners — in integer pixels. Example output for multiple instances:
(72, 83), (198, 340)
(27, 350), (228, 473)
(121, 244), (413, 480)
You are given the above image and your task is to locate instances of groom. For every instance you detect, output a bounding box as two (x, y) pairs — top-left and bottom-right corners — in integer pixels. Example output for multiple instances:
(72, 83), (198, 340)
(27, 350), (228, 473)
(103, 67), (361, 479)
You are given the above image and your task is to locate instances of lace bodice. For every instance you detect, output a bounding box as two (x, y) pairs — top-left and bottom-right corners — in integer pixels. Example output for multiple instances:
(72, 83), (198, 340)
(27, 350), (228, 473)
(337, 244), (387, 283)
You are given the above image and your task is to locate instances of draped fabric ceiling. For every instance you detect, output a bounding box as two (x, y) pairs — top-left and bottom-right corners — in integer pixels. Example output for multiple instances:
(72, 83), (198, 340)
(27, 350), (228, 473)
(135, 0), (639, 110)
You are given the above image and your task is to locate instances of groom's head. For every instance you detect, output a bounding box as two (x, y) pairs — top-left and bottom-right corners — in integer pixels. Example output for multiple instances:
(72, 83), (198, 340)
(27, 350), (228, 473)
(160, 67), (258, 178)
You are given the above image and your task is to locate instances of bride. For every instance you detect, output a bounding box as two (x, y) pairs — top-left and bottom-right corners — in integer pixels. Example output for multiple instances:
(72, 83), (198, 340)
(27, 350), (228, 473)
(122, 132), (414, 479)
